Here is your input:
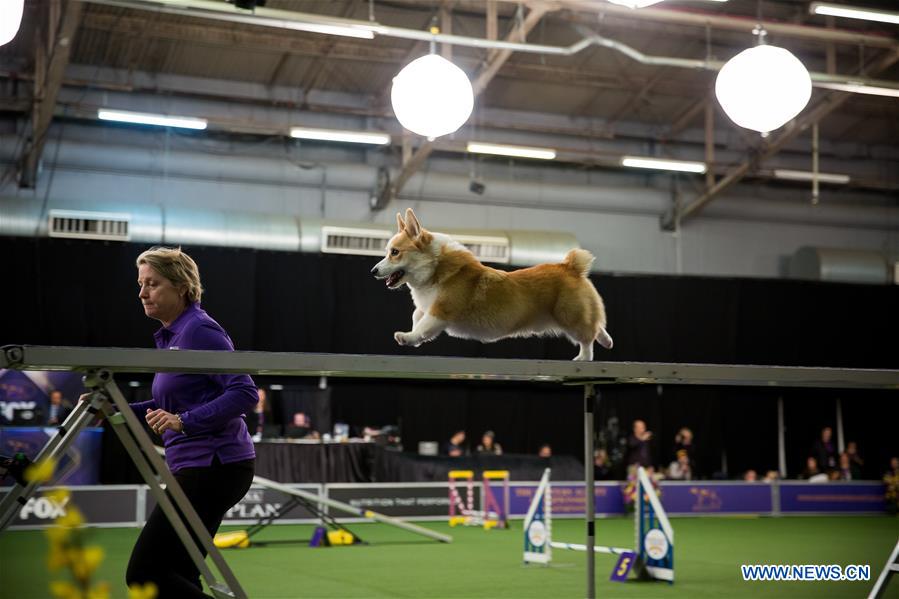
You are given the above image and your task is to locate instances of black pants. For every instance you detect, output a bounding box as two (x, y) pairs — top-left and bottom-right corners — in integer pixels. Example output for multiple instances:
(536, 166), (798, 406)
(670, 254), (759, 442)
(126, 457), (255, 598)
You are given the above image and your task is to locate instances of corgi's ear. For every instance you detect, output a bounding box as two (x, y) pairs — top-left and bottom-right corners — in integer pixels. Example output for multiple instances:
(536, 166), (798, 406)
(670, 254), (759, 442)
(404, 208), (422, 238)
(396, 212), (405, 232)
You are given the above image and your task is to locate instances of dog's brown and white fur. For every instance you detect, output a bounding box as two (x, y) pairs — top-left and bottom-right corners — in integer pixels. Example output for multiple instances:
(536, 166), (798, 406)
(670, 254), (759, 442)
(371, 209), (613, 361)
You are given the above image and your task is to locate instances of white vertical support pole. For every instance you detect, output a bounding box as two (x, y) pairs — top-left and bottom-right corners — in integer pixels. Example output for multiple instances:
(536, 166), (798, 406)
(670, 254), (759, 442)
(584, 384), (595, 599)
(778, 396), (787, 478)
(812, 123), (820, 205)
(836, 397), (845, 454)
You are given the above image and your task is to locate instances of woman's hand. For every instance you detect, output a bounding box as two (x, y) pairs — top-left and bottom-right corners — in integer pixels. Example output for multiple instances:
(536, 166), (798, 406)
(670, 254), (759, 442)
(145, 409), (183, 435)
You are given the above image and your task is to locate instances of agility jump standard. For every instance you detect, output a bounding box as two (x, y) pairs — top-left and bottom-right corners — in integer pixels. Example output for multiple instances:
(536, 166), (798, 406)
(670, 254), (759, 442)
(1, 346), (898, 599)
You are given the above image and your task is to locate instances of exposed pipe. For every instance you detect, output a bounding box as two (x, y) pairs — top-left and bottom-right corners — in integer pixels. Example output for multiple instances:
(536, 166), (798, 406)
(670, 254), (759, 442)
(78, 0), (899, 95)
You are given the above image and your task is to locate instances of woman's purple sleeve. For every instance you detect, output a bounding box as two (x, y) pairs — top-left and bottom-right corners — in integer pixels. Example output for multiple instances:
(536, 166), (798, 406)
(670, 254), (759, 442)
(177, 323), (257, 435)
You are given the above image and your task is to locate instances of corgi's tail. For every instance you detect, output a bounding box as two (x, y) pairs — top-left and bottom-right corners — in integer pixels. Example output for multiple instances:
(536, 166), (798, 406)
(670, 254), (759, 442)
(562, 248), (595, 278)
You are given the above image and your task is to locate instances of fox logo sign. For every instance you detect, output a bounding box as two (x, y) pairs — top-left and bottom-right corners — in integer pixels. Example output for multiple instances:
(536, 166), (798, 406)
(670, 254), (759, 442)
(20, 495), (70, 520)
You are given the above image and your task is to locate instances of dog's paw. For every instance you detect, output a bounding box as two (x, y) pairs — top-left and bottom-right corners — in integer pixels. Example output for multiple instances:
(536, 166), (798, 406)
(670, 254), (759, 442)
(394, 331), (410, 346)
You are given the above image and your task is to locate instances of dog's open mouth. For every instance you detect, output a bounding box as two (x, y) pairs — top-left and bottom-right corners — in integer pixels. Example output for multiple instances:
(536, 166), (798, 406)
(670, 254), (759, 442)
(386, 270), (406, 288)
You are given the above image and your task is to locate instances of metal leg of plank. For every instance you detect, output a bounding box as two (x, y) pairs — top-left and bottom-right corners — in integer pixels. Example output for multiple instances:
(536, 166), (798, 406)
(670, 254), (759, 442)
(868, 538), (899, 599)
(0, 395), (100, 531)
(584, 383), (596, 599)
(90, 370), (247, 599)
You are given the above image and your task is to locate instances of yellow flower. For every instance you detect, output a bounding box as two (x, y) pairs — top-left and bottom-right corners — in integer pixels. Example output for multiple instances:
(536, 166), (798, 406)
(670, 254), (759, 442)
(46, 487), (71, 504)
(128, 582), (159, 599)
(56, 506), (84, 529)
(25, 458), (57, 484)
(88, 581), (111, 599)
(49, 581), (80, 599)
(45, 523), (71, 546)
(71, 545), (105, 581)
(46, 542), (68, 571)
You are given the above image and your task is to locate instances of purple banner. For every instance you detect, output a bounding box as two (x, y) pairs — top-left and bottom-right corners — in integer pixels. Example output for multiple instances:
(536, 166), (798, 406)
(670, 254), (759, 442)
(511, 483), (626, 516)
(658, 482), (773, 514)
(779, 483), (886, 513)
(0, 426), (103, 485)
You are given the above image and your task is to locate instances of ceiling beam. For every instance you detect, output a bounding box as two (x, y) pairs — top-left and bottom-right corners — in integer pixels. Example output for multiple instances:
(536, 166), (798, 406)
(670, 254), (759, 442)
(388, 4), (551, 206)
(539, 0), (899, 49)
(676, 49), (899, 224)
(20, 0), (83, 189)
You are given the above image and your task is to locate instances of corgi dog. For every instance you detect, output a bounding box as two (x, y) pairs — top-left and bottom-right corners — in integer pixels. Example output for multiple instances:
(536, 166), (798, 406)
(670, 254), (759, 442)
(371, 209), (613, 361)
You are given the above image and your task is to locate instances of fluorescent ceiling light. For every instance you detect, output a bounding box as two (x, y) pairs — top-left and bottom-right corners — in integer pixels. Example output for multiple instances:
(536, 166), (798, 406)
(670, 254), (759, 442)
(773, 169), (850, 184)
(810, 3), (899, 25)
(621, 156), (707, 174)
(813, 81), (899, 99)
(289, 127), (390, 145)
(285, 22), (375, 39)
(466, 142), (556, 160)
(98, 109), (207, 130)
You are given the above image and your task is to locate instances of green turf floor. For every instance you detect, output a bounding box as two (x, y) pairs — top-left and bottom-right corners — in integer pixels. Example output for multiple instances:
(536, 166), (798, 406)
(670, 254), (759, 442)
(1, 516), (897, 598)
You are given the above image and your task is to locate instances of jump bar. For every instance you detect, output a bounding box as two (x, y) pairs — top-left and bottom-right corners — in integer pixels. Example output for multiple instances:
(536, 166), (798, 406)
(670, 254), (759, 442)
(2, 345), (898, 389)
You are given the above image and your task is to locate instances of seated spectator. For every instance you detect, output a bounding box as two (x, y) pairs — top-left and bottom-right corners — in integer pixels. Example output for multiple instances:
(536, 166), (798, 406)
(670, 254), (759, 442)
(799, 456), (820, 480)
(667, 449), (693, 481)
(846, 441), (864, 479)
(883, 457), (898, 514)
(743, 469), (758, 482)
(46, 390), (73, 426)
(626, 419), (653, 468)
(836, 452), (857, 481)
(538, 443), (552, 459)
(763, 470), (779, 483)
(812, 426), (837, 473)
(445, 430), (466, 457)
(594, 449), (611, 480)
(476, 430), (503, 455)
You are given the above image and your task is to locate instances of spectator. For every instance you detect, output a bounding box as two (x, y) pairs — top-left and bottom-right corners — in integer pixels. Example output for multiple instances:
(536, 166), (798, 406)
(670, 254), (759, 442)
(626, 419), (653, 468)
(674, 426), (699, 477)
(812, 426), (837, 473)
(884, 457), (899, 514)
(799, 456), (819, 480)
(246, 388), (266, 442)
(836, 452), (857, 481)
(799, 456), (828, 482)
(46, 390), (73, 426)
(476, 430), (503, 456)
(537, 443), (552, 459)
(667, 449), (693, 481)
(845, 441), (864, 479)
(743, 469), (758, 482)
(674, 427), (694, 456)
(763, 470), (779, 483)
(594, 449), (611, 480)
(445, 430), (466, 457)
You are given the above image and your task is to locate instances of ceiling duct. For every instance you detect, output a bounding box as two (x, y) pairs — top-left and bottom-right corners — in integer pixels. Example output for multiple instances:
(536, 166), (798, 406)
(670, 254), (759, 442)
(0, 198), (573, 267)
(789, 246), (890, 284)
(48, 209), (131, 241)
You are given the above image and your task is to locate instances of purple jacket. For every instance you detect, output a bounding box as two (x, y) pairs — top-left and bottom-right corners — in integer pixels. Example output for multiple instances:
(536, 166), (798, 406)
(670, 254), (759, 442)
(131, 302), (257, 473)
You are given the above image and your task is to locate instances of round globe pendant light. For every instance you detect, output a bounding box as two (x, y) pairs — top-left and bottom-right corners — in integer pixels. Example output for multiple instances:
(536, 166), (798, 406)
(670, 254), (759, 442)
(0, 0), (25, 47)
(391, 54), (474, 139)
(715, 45), (812, 134)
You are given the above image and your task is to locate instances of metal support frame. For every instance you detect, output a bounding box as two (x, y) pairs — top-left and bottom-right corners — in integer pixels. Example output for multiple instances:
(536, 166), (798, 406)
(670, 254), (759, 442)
(2, 345), (898, 599)
(0, 365), (246, 599)
(869, 538), (899, 599)
(584, 384), (596, 598)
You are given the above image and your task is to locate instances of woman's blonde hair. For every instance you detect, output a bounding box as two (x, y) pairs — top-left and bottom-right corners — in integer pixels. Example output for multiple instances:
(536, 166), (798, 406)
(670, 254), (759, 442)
(136, 246), (203, 303)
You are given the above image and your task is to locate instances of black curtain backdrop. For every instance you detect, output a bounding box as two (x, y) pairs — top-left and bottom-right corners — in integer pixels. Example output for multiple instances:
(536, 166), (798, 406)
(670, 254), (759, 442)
(1, 236), (897, 481)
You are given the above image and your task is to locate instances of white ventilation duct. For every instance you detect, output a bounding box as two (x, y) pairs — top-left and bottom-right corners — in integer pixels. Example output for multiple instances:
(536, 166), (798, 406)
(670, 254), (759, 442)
(0, 198), (577, 266)
(789, 246), (890, 284)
